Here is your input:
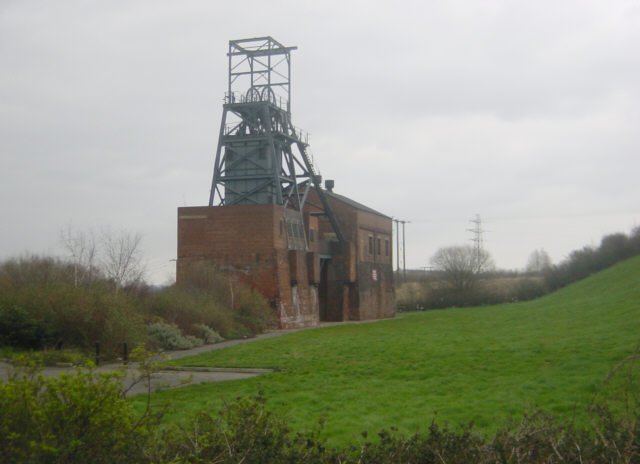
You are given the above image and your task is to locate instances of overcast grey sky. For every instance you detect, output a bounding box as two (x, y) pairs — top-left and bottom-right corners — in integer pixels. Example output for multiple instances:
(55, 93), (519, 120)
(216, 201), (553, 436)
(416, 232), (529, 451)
(1, 0), (639, 284)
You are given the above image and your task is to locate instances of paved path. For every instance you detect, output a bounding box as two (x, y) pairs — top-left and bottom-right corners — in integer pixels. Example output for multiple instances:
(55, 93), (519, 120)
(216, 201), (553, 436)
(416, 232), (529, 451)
(0, 330), (299, 396)
(0, 320), (390, 396)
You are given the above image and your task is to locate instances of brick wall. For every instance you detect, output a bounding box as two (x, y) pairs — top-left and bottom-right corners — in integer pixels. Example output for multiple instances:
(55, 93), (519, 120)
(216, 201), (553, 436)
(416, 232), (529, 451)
(304, 189), (395, 321)
(177, 188), (395, 327)
(177, 204), (319, 329)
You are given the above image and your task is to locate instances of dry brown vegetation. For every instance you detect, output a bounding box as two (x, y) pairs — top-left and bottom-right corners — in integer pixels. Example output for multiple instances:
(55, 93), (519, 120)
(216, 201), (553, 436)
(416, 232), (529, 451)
(0, 256), (273, 360)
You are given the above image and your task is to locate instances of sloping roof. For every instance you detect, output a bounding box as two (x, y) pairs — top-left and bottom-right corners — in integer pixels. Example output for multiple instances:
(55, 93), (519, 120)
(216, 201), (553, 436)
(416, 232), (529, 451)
(323, 190), (391, 219)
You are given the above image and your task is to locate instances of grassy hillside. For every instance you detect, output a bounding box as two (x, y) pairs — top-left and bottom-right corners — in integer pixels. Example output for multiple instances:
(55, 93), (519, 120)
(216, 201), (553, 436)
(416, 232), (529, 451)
(135, 256), (640, 445)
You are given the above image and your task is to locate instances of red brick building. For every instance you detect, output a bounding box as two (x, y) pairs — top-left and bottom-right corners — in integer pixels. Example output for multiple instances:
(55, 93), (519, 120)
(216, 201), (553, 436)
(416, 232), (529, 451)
(176, 186), (394, 328)
(305, 188), (395, 322)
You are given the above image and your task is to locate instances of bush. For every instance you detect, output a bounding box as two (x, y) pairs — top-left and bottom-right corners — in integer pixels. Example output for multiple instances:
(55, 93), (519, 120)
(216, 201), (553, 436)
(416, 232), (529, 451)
(1, 284), (127, 356)
(0, 255), (272, 357)
(193, 323), (224, 344)
(146, 321), (203, 351)
(513, 278), (548, 302)
(232, 285), (274, 334)
(0, 255), (75, 290)
(47, 283), (146, 356)
(396, 273), (551, 312)
(152, 391), (332, 464)
(350, 423), (485, 464)
(152, 397), (640, 463)
(0, 360), (157, 464)
(545, 230), (640, 292)
(2, 358), (639, 463)
(150, 282), (274, 340)
(176, 264), (275, 335)
(144, 287), (235, 338)
(0, 302), (53, 349)
(0, 257), (146, 358)
(30, 282), (145, 357)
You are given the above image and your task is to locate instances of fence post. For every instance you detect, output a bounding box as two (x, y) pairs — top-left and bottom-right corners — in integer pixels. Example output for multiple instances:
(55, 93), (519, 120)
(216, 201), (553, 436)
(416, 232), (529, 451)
(95, 342), (100, 366)
(122, 342), (128, 365)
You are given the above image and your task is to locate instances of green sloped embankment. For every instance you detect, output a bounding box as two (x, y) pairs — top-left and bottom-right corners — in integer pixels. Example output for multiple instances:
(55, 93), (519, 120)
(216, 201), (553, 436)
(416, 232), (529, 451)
(140, 256), (640, 445)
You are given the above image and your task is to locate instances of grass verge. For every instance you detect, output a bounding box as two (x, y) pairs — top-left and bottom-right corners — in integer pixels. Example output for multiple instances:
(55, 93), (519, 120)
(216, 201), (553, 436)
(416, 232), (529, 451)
(131, 256), (640, 446)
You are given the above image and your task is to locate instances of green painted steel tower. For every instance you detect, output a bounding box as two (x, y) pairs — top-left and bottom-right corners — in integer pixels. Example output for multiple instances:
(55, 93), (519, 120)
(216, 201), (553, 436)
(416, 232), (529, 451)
(208, 37), (343, 241)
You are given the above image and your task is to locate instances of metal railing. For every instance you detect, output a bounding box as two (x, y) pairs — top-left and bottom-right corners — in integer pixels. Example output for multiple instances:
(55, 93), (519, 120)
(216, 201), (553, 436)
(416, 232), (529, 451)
(225, 91), (288, 111)
(222, 121), (309, 144)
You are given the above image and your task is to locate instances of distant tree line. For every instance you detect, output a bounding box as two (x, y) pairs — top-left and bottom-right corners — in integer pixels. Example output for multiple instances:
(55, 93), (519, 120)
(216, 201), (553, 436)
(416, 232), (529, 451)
(543, 228), (640, 291)
(397, 227), (640, 311)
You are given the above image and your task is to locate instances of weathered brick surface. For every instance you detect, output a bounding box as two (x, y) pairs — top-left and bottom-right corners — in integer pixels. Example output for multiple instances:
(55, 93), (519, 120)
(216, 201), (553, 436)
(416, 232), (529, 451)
(304, 190), (395, 321)
(176, 190), (395, 328)
(177, 204), (319, 329)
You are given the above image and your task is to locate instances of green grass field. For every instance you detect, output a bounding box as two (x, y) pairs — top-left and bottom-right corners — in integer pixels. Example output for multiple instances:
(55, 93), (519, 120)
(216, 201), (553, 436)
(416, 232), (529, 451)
(133, 256), (640, 445)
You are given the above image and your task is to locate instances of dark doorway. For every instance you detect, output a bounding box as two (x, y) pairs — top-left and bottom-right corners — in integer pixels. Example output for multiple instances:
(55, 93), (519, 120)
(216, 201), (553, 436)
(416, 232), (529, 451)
(319, 257), (330, 321)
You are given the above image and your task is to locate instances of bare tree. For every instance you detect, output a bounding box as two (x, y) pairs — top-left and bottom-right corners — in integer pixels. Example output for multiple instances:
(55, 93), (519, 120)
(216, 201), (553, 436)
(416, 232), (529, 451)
(526, 249), (552, 273)
(100, 228), (145, 293)
(430, 245), (494, 292)
(60, 225), (98, 286)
